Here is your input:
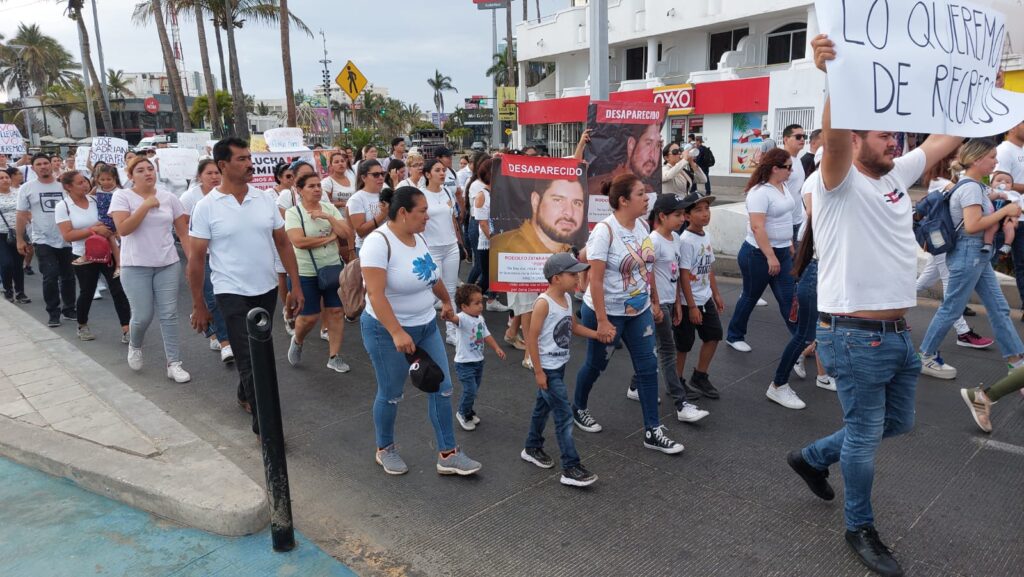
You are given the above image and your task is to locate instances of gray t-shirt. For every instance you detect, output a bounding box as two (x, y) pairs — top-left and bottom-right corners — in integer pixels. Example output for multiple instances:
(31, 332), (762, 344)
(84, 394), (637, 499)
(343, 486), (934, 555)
(16, 179), (68, 248)
(949, 178), (993, 240)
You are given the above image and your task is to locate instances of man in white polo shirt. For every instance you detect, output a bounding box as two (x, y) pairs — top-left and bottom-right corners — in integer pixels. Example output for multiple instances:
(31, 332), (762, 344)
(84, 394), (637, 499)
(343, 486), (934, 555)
(187, 138), (304, 436)
(994, 121), (1024, 312)
(786, 35), (965, 577)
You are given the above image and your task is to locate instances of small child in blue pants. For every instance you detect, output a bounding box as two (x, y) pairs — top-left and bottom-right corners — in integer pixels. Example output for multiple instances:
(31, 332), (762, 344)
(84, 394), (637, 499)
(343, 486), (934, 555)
(453, 284), (505, 431)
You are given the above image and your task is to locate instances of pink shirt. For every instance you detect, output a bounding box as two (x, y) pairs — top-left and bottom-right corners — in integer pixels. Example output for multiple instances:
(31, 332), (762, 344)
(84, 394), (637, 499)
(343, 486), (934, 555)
(109, 188), (185, 267)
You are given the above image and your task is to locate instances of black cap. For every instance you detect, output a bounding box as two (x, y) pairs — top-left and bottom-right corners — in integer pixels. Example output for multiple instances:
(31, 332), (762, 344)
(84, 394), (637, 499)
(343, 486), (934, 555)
(651, 193), (689, 217)
(405, 347), (443, 393)
(543, 252), (590, 280)
(434, 146), (452, 159)
(681, 192), (716, 212)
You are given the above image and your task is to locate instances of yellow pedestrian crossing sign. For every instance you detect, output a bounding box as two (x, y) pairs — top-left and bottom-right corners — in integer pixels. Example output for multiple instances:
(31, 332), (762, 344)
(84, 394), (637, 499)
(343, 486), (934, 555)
(336, 60), (368, 102)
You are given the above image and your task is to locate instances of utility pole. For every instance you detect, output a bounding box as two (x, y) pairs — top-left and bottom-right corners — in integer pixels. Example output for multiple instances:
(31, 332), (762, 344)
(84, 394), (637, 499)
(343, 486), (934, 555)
(9, 45), (35, 147)
(589, 0), (609, 100)
(90, 0), (113, 135)
(491, 6), (501, 151)
(319, 30), (334, 147)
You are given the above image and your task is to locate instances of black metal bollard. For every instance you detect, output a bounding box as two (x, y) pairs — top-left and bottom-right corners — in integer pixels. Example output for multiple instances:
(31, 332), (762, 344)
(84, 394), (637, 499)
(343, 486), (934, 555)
(247, 307), (295, 553)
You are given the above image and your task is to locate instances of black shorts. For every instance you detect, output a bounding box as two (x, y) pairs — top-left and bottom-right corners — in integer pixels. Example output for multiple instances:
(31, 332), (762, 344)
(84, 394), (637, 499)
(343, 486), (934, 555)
(673, 299), (723, 352)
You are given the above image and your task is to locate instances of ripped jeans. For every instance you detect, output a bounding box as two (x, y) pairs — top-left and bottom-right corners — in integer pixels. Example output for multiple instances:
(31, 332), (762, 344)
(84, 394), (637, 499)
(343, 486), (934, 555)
(574, 304), (661, 430)
(361, 312), (457, 452)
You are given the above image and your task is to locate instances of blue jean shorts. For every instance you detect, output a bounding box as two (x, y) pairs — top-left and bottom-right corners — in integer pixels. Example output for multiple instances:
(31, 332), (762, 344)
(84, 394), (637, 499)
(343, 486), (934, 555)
(298, 275), (342, 316)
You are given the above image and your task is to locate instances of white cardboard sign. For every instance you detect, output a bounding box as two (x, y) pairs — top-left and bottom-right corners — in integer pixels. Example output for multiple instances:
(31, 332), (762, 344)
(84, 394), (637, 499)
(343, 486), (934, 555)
(176, 132), (208, 152)
(263, 127), (305, 153)
(0, 124), (26, 156)
(155, 148), (200, 184)
(816, 0), (1024, 137)
(90, 137), (131, 167)
(75, 147), (90, 171)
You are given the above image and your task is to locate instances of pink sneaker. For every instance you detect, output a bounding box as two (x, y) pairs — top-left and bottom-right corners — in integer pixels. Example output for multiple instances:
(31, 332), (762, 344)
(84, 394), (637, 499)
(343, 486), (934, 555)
(956, 330), (993, 349)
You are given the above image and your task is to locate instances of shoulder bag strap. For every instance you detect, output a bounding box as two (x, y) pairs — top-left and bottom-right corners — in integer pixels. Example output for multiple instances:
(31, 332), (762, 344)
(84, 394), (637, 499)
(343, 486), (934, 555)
(370, 229), (392, 262)
(296, 203), (320, 274)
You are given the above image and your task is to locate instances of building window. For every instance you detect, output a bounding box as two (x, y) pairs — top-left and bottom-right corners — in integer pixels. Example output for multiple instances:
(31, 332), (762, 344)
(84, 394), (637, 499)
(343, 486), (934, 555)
(766, 23), (807, 65)
(708, 27), (748, 70)
(625, 46), (646, 80)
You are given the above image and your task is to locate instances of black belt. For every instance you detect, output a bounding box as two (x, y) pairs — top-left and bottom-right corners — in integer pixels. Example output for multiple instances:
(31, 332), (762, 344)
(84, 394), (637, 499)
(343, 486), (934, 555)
(818, 313), (909, 333)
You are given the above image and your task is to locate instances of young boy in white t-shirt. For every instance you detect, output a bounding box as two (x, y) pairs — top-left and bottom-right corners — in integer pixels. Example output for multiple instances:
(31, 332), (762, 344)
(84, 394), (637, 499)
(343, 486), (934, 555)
(452, 284), (506, 431)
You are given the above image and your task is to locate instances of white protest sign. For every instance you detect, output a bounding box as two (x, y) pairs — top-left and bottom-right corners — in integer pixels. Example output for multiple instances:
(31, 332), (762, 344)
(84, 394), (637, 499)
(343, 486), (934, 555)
(155, 148), (200, 184)
(75, 147), (90, 171)
(816, 0), (1024, 137)
(263, 127), (305, 152)
(0, 124), (26, 156)
(90, 137), (131, 167)
(176, 132), (208, 152)
(251, 151), (314, 187)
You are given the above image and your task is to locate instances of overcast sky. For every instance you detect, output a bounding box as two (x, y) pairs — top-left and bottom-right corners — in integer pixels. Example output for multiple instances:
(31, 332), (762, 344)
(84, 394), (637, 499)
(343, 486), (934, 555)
(1, 0), (564, 111)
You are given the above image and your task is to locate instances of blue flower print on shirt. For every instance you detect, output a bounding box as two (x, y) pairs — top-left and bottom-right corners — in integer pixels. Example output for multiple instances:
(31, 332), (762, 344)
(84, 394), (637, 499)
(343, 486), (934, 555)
(413, 252), (439, 285)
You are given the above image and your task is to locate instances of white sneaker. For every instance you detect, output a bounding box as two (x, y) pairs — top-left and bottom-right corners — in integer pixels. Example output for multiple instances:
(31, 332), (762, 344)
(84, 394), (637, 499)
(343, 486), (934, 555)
(93, 289), (103, 300)
(920, 353), (957, 380)
(756, 298), (768, 307)
(626, 386), (639, 401)
(320, 328), (329, 341)
(209, 339), (222, 351)
(127, 346), (143, 371)
(727, 340), (752, 353)
(766, 383), (806, 409)
(792, 356), (806, 379)
(486, 299), (510, 312)
(166, 362), (191, 383)
(815, 375), (837, 391)
(676, 402), (709, 423)
(220, 345), (234, 363)
(456, 412), (476, 431)
(282, 309), (295, 336)
(446, 332), (457, 346)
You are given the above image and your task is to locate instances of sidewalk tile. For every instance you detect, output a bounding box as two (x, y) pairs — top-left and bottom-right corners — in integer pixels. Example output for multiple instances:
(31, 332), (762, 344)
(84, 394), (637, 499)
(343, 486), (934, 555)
(9, 366), (72, 387)
(0, 398), (35, 419)
(36, 394), (109, 424)
(24, 384), (91, 412)
(17, 374), (80, 398)
(0, 354), (52, 377)
(15, 411), (47, 427)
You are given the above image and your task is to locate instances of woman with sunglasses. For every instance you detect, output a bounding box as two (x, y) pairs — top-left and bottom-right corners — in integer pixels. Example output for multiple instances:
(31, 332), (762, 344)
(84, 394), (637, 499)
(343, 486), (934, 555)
(725, 148), (797, 355)
(346, 160), (387, 257)
(661, 142), (706, 196)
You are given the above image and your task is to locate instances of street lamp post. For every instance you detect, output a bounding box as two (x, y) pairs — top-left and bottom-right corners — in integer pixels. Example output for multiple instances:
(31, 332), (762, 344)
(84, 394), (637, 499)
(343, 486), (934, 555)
(319, 30), (334, 147)
(589, 0), (609, 100)
(8, 45), (35, 148)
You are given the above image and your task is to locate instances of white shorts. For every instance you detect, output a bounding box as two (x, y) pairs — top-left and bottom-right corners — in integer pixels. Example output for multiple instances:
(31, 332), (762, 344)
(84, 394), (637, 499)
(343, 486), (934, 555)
(508, 292), (539, 317)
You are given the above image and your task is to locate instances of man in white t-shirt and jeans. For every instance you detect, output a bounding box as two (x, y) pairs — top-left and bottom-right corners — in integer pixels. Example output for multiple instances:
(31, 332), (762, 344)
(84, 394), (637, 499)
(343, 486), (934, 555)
(994, 121), (1024, 314)
(787, 36), (966, 577)
(187, 138), (304, 437)
(781, 123), (807, 243)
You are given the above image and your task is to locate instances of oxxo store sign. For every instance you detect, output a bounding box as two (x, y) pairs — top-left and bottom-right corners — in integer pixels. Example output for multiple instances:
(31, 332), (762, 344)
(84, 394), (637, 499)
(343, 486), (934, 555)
(653, 84), (695, 116)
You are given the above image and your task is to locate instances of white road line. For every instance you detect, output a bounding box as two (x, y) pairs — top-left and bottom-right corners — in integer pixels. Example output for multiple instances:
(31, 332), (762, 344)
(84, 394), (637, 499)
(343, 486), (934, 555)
(973, 437), (1024, 457)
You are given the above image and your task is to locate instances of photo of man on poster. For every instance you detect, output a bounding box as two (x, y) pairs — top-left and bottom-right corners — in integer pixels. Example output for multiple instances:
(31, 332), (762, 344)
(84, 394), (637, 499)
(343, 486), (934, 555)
(584, 102), (667, 197)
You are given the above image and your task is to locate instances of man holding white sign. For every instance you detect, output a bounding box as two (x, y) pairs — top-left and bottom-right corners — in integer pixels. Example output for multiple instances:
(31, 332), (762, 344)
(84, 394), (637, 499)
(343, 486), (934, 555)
(786, 29), (970, 577)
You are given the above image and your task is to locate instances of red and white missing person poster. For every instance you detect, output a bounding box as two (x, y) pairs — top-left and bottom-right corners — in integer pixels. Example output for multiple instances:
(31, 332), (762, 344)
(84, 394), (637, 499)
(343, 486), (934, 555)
(584, 101), (667, 223)
(488, 155), (588, 292)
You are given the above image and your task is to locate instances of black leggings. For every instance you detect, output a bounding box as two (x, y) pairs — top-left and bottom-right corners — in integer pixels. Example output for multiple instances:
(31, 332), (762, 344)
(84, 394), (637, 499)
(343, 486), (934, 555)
(0, 234), (24, 295)
(74, 261), (131, 327)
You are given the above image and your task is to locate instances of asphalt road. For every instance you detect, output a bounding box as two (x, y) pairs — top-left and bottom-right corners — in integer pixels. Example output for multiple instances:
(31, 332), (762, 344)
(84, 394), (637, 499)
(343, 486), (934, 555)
(11, 258), (1024, 577)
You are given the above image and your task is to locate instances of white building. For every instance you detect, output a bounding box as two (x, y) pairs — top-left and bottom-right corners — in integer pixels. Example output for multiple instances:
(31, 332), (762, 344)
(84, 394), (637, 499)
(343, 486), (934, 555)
(515, 0), (1024, 177)
(124, 71), (207, 99)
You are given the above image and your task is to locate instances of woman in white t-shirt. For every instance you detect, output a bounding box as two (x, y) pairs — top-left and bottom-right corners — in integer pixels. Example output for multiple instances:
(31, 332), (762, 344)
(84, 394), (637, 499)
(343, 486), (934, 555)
(423, 159), (464, 344)
(725, 148), (796, 353)
(360, 186), (481, 477)
(574, 173), (684, 454)
(396, 152), (425, 189)
(384, 159), (406, 192)
(321, 151), (355, 210)
(109, 157), (192, 383)
(54, 171), (130, 343)
(345, 159), (387, 255)
(919, 140), (1024, 376)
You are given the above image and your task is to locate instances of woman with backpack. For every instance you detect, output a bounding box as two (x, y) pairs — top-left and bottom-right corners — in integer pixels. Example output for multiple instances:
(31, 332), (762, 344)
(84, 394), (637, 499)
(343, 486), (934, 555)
(54, 171), (130, 343)
(918, 140), (1024, 380)
(109, 157), (192, 383)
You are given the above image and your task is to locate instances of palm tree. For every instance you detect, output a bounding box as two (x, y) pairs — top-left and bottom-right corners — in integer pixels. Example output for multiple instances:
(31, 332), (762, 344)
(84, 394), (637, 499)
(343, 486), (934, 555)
(106, 69), (134, 134)
(486, 51), (515, 87)
(40, 79), (86, 136)
(64, 0), (113, 134)
(171, 0), (222, 138)
(255, 101), (270, 116)
(189, 89), (232, 128)
(131, 0), (192, 132)
(427, 70), (457, 118)
(0, 23), (79, 95)
(505, 2), (515, 87)
(279, 0), (295, 127)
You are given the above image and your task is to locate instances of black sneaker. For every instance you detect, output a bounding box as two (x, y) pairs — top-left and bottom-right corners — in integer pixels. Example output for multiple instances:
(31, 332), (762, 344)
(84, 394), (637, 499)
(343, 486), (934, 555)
(3, 292), (12, 302)
(47, 314), (61, 328)
(787, 450), (835, 500)
(572, 407), (602, 433)
(845, 526), (904, 577)
(521, 447), (554, 469)
(23, 266), (34, 276)
(14, 293), (31, 304)
(691, 370), (720, 399)
(963, 306), (976, 317)
(62, 310), (78, 321)
(680, 377), (702, 402)
(560, 464), (597, 487)
(643, 425), (684, 454)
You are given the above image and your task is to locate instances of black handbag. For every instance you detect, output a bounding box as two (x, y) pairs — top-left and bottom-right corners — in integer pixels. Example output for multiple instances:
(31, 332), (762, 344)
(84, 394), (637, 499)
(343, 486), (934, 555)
(0, 211), (16, 247)
(297, 203), (344, 292)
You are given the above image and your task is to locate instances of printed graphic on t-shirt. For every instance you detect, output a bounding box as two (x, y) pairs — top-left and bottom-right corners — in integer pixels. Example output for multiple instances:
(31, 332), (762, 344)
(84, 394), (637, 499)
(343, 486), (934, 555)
(883, 189), (905, 205)
(469, 321), (486, 354)
(689, 242), (713, 290)
(412, 252), (438, 284)
(553, 315), (571, 350)
(39, 191), (64, 213)
(617, 234), (655, 314)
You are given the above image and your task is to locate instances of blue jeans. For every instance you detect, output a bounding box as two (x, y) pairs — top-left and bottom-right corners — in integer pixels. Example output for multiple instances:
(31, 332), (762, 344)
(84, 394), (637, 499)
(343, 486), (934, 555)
(202, 257), (229, 343)
(574, 303), (660, 430)
(920, 235), (1024, 359)
(773, 259), (818, 386)
(1008, 221), (1024, 305)
(360, 312), (456, 452)
(802, 322), (919, 530)
(525, 366), (580, 469)
(455, 360), (483, 417)
(470, 247), (492, 296)
(727, 242), (796, 343)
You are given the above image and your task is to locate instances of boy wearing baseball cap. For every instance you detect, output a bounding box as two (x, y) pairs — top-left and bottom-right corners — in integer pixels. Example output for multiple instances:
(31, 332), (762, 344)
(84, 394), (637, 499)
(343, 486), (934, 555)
(521, 252), (606, 487)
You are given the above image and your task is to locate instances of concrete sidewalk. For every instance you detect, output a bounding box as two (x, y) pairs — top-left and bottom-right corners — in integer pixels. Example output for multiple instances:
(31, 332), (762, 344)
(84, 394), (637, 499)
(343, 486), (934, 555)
(0, 299), (268, 536)
(0, 457), (355, 577)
